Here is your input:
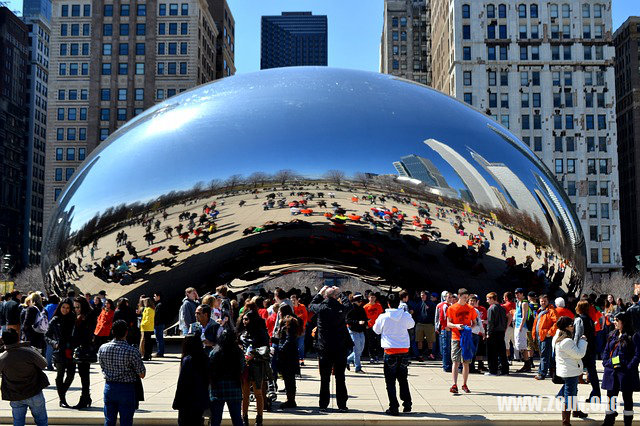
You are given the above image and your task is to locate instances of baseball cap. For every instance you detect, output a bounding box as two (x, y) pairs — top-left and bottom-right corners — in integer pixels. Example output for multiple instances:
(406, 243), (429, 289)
(515, 288), (525, 294)
(352, 293), (364, 302)
(431, 292), (439, 298)
(528, 291), (537, 298)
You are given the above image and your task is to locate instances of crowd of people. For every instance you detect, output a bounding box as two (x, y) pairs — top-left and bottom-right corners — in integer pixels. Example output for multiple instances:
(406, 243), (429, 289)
(3, 282), (640, 425)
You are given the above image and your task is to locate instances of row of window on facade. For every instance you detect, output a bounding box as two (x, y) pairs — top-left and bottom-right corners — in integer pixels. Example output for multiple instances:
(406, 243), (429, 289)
(53, 167), (75, 182)
(461, 3), (604, 20)
(56, 127), (111, 142)
(463, 69), (607, 90)
(589, 224), (611, 242)
(554, 158), (610, 175)
(54, 147), (86, 161)
(60, 22), (189, 37)
(462, 21), (605, 41)
(61, 3), (189, 17)
(590, 247), (611, 264)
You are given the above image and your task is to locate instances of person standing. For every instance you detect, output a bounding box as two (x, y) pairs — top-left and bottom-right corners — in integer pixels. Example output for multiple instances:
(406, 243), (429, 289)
(532, 294), (558, 380)
(209, 329), (245, 426)
(308, 286), (352, 412)
(601, 312), (640, 426)
(573, 300), (601, 401)
(513, 288), (532, 372)
(446, 288), (477, 394)
(5, 291), (23, 334)
(276, 315), (301, 409)
(346, 293), (368, 373)
(179, 287), (199, 335)
(414, 290), (436, 361)
(363, 293), (384, 363)
(45, 299), (76, 408)
(485, 292), (508, 376)
(21, 293), (46, 355)
(553, 316), (588, 425)
(172, 335), (209, 425)
(98, 320), (146, 426)
(290, 293), (308, 366)
(94, 299), (115, 349)
(373, 294), (415, 416)
(72, 296), (96, 409)
(435, 292), (452, 372)
(139, 298), (155, 361)
(0, 329), (49, 426)
(153, 292), (166, 357)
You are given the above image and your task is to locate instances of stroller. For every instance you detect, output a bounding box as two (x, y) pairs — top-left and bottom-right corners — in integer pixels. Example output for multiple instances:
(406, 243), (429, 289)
(247, 346), (278, 410)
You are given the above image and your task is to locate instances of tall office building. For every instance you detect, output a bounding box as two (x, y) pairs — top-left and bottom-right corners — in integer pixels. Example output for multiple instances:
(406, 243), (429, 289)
(429, 0), (621, 276)
(0, 7), (30, 272)
(21, 0), (51, 266)
(260, 12), (327, 70)
(210, 0), (235, 78)
(44, 0), (231, 223)
(380, 0), (431, 86)
(614, 17), (640, 272)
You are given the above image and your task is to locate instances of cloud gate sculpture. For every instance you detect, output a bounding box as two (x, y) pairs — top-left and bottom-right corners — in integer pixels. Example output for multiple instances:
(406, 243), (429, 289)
(42, 67), (585, 309)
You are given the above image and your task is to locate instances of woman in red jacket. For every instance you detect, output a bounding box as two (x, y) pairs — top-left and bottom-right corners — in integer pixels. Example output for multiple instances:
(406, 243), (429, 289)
(93, 299), (115, 348)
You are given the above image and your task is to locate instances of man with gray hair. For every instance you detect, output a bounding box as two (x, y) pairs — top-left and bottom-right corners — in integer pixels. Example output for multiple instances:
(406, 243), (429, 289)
(309, 286), (352, 412)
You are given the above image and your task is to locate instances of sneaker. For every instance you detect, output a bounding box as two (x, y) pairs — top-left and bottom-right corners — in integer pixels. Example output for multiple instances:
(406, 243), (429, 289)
(279, 400), (297, 409)
(403, 406), (412, 413)
(300, 361), (305, 366)
(534, 375), (545, 380)
(484, 372), (497, 376)
(338, 407), (348, 413)
(346, 363), (351, 371)
(461, 384), (471, 393)
(449, 384), (459, 394)
(385, 408), (399, 416)
(355, 369), (366, 374)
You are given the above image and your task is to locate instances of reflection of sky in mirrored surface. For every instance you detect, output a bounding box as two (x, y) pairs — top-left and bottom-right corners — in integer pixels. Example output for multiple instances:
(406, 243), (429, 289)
(51, 67), (581, 251)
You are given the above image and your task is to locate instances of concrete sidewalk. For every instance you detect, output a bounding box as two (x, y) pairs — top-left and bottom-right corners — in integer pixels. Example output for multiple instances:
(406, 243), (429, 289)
(0, 351), (621, 425)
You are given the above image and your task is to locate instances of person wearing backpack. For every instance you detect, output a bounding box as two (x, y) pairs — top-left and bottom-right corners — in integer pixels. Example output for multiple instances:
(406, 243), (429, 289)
(21, 293), (47, 355)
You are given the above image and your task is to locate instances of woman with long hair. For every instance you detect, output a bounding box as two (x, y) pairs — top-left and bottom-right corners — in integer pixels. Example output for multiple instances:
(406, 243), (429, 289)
(45, 298), (76, 408)
(237, 309), (270, 426)
(172, 335), (209, 425)
(209, 328), (245, 426)
(553, 316), (588, 425)
(573, 300), (600, 401)
(21, 292), (46, 354)
(139, 297), (155, 361)
(72, 296), (95, 409)
(114, 297), (138, 346)
(601, 312), (640, 426)
(276, 314), (301, 409)
(94, 299), (115, 348)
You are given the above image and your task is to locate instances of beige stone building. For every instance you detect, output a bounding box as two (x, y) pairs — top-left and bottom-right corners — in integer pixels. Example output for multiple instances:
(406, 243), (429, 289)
(380, 0), (431, 86)
(44, 0), (233, 221)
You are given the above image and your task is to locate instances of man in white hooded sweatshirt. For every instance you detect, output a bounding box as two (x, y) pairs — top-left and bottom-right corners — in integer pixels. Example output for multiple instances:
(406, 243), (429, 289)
(373, 294), (416, 416)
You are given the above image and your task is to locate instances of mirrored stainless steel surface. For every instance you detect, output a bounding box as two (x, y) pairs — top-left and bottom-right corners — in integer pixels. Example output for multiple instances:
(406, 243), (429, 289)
(42, 67), (585, 305)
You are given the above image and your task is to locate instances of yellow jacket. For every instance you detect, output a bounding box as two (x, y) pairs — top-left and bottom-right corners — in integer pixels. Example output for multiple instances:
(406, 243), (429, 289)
(140, 307), (155, 332)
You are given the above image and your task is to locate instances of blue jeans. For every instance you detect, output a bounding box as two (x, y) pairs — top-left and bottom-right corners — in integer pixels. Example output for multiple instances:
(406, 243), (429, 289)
(210, 400), (243, 426)
(383, 353), (411, 411)
(538, 337), (552, 377)
(439, 330), (452, 371)
(296, 335), (305, 360)
(347, 330), (365, 371)
(154, 324), (165, 355)
(104, 382), (136, 426)
(45, 343), (54, 369)
(556, 376), (579, 410)
(10, 391), (48, 426)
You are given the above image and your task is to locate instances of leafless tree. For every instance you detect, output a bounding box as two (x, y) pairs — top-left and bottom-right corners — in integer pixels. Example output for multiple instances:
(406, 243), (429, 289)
(325, 169), (346, 186)
(248, 172), (269, 189)
(582, 273), (639, 300)
(273, 169), (297, 187)
(225, 174), (244, 192)
(353, 172), (371, 189)
(13, 266), (47, 294)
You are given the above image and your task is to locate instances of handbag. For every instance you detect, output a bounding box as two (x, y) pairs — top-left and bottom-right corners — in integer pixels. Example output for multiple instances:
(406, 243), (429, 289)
(73, 344), (97, 363)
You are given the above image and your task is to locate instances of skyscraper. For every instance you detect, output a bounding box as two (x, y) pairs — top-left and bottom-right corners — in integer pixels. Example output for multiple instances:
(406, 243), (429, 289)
(0, 7), (30, 272)
(21, 0), (51, 266)
(44, 0), (234, 223)
(210, 0), (235, 78)
(260, 12), (327, 70)
(614, 17), (640, 272)
(429, 0), (621, 276)
(380, 0), (431, 86)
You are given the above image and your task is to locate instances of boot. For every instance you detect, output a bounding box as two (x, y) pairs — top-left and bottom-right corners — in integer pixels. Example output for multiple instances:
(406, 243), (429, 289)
(623, 411), (633, 426)
(572, 410), (588, 419)
(562, 410), (571, 426)
(602, 412), (618, 426)
(73, 393), (92, 409)
(255, 414), (263, 426)
(57, 389), (70, 408)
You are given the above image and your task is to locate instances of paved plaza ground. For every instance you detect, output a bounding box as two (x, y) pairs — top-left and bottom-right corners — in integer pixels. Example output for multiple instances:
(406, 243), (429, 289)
(0, 346), (619, 425)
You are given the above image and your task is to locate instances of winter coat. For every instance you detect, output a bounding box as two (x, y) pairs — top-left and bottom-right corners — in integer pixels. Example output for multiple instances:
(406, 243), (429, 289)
(532, 307), (558, 342)
(21, 305), (45, 351)
(573, 314), (596, 359)
(45, 314), (76, 363)
(346, 304), (368, 333)
(179, 298), (199, 331)
(140, 307), (155, 332)
(308, 294), (353, 357)
(94, 309), (115, 337)
(276, 324), (301, 377)
(372, 308), (415, 349)
(553, 331), (587, 378)
(601, 331), (640, 392)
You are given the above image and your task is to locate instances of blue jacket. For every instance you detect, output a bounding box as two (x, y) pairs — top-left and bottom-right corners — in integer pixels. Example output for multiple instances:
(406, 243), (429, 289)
(601, 331), (640, 392)
(461, 326), (475, 361)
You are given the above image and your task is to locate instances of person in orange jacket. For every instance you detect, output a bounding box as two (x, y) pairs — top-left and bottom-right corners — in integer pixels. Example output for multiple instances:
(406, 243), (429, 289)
(364, 293), (384, 363)
(532, 294), (558, 380)
(290, 293), (308, 366)
(554, 297), (575, 319)
(94, 299), (115, 348)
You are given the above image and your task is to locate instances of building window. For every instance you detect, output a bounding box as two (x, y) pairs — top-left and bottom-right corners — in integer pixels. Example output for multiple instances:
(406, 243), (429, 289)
(100, 108), (110, 121)
(590, 248), (599, 264)
(563, 45), (571, 60)
(567, 159), (576, 173)
(499, 25), (507, 39)
(68, 108), (76, 120)
(487, 4), (495, 18)
(181, 3), (188, 15)
(487, 46), (496, 60)
(78, 148), (86, 160)
(55, 168), (62, 181)
(137, 4), (146, 16)
(530, 4), (538, 18)
(135, 88), (144, 100)
(158, 63), (165, 74)
(118, 63), (128, 75)
(118, 88), (127, 100)
(102, 43), (111, 55)
(531, 24), (539, 38)
(157, 89), (164, 99)
(487, 25), (496, 39)
(136, 43), (145, 55)
(464, 93), (472, 105)
(169, 3), (178, 15)
(533, 136), (542, 151)
(587, 159), (596, 174)
(181, 23), (188, 34)
(180, 42), (187, 54)
(498, 4), (506, 18)
(158, 43), (165, 54)
(392, 17), (398, 27)
(58, 90), (65, 100)
(533, 114), (541, 129)
(117, 108), (127, 121)
(136, 63), (144, 74)
(586, 114), (594, 129)
(400, 17), (407, 27)
(594, 4), (602, 18)
(120, 4), (130, 16)
(555, 159), (563, 174)
(463, 71), (472, 86)
(168, 62), (177, 74)
(65, 168), (74, 181)
(159, 4), (166, 15)
(61, 4), (68, 16)
(554, 114), (562, 129)
(518, 4), (526, 18)
(519, 25), (527, 39)
(531, 46), (539, 60)
(566, 137), (575, 151)
(179, 62), (187, 74)
(565, 114), (574, 129)
(57, 108), (64, 120)
(601, 203), (609, 219)
(462, 4), (470, 18)
(500, 93), (509, 107)
(489, 92), (497, 108)
(599, 159), (609, 174)
(521, 93), (529, 107)
(554, 137), (563, 152)
(168, 42), (177, 54)
(532, 92), (541, 107)
(55, 148), (63, 160)
(567, 181), (576, 196)
(100, 129), (109, 141)
(598, 114), (606, 130)
(499, 46), (508, 60)
(589, 203), (598, 218)
(120, 24), (129, 36)
(463, 25), (470, 39)
(488, 70), (496, 86)
(501, 115), (509, 128)
(82, 24), (89, 36)
(79, 128), (86, 140)
(103, 24), (112, 36)
(66, 148), (75, 161)
(104, 4), (113, 16)
(136, 24), (146, 35)
(169, 23), (177, 35)
(119, 43), (129, 55)
(521, 114), (530, 129)
(599, 137), (607, 152)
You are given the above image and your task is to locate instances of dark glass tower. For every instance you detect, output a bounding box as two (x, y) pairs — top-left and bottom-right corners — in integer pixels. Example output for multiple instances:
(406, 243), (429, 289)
(261, 12), (327, 70)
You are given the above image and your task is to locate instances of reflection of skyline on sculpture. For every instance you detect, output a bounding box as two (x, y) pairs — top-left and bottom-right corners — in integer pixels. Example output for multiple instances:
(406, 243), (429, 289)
(42, 67), (585, 307)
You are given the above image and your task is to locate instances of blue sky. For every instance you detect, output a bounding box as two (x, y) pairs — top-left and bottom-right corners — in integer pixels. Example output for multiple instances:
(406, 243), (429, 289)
(5, 0), (639, 73)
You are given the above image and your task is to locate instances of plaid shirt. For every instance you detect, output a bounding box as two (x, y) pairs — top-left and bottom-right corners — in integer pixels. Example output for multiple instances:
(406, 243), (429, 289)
(210, 379), (243, 402)
(97, 339), (146, 383)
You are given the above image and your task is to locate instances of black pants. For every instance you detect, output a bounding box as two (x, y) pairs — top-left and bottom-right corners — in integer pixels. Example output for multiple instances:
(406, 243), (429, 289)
(281, 372), (296, 402)
(143, 331), (153, 359)
(318, 352), (348, 409)
(383, 353), (411, 411)
(365, 328), (380, 360)
(583, 354), (601, 398)
(177, 409), (204, 426)
(55, 359), (76, 399)
(77, 362), (91, 397)
(606, 389), (633, 412)
(487, 331), (509, 374)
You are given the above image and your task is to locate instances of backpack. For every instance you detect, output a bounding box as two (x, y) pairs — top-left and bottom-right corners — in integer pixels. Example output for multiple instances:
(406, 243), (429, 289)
(33, 309), (49, 334)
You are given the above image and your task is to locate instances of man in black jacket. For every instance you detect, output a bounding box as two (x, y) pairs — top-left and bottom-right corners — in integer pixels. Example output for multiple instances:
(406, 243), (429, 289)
(346, 293), (368, 373)
(308, 286), (353, 412)
(153, 292), (166, 357)
(486, 292), (509, 376)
